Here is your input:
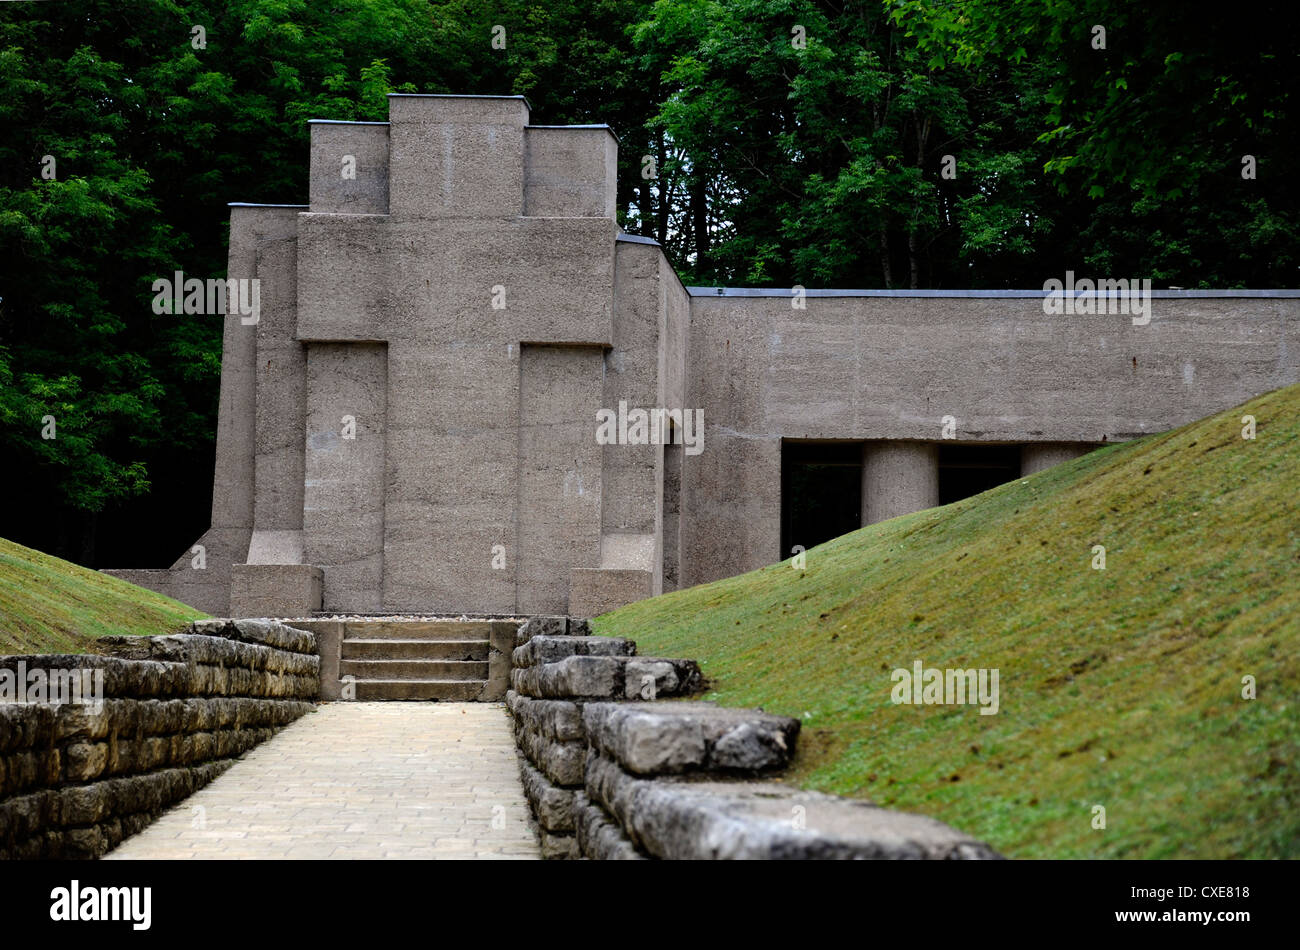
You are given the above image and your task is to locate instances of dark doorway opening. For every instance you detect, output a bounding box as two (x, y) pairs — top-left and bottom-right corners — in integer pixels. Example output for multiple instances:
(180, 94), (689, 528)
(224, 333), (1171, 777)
(938, 444), (1021, 505)
(781, 441), (862, 557)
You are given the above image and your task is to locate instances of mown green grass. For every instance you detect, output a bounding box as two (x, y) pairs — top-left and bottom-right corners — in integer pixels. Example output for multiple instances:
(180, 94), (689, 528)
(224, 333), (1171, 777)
(0, 537), (206, 654)
(596, 384), (1300, 858)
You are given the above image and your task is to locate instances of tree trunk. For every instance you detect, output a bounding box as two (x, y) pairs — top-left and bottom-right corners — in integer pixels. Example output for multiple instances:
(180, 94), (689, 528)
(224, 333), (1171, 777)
(908, 229), (920, 289)
(879, 227), (893, 288)
(638, 175), (652, 236)
(655, 133), (670, 246)
(691, 173), (709, 277)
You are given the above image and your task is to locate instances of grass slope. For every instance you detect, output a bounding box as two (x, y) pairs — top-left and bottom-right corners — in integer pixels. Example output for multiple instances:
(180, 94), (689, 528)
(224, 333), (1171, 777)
(596, 385), (1300, 858)
(0, 538), (206, 654)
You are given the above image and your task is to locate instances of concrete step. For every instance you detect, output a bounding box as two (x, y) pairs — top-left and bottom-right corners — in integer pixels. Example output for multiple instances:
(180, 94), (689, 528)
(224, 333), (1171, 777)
(353, 679), (485, 701)
(340, 659), (490, 680)
(342, 620), (501, 640)
(341, 638), (488, 661)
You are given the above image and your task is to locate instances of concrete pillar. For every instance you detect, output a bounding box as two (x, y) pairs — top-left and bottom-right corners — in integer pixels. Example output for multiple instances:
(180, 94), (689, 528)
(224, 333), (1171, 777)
(860, 442), (939, 526)
(516, 344), (604, 615)
(387, 93), (529, 220)
(1021, 443), (1091, 476)
(524, 125), (618, 218)
(303, 342), (388, 613)
(308, 120), (390, 215)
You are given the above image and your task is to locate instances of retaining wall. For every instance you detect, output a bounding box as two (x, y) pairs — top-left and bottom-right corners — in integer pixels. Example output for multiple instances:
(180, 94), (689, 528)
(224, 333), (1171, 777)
(508, 616), (1001, 860)
(0, 619), (318, 859)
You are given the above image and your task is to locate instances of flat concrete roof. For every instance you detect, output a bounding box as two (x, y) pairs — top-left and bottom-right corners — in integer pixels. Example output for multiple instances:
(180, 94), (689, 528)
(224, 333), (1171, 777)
(308, 120), (390, 125)
(227, 203), (310, 208)
(688, 287), (1300, 298)
(387, 92), (535, 110)
(527, 123), (620, 143)
(616, 233), (661, 246)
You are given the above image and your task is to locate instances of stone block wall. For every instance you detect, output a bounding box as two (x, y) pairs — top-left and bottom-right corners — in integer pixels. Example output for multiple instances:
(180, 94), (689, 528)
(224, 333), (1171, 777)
(507, 616), (1001, 860)
(0, 619), (318, 859)
(506, 615), (705, 857)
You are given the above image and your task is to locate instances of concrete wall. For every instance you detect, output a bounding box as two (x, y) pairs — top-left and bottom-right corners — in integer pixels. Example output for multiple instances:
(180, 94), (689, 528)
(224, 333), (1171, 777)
(680, 291), (1299, 585)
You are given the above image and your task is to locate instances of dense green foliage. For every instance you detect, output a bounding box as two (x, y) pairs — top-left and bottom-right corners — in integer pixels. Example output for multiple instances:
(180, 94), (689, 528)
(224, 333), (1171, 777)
(0, 0), (1294, 563)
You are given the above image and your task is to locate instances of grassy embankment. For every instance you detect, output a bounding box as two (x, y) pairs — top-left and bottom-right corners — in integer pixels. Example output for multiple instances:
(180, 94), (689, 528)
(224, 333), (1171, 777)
(596, 385), (1300, 858)
(0, 537), (205, 654)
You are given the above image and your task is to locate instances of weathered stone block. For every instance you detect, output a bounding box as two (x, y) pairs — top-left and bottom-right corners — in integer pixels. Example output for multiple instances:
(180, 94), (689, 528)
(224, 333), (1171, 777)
(512, 654), (702, 700)
(62, 742), (109, 783)
(516, 616), (567, 647)
(512, 634), (636, 669)
(517, 726), (586, 787)
(538, 829), (580, 860)
(518, 757), (577, 832)
(583, 702), (799, 775)
(573, 792), (644, 861)
(584, 755), (1001, 860)
(510, 695), (584, 743)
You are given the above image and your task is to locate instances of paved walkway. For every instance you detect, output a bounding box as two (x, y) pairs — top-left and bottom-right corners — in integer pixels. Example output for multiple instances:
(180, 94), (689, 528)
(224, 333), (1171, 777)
(105, 703), (540, 860)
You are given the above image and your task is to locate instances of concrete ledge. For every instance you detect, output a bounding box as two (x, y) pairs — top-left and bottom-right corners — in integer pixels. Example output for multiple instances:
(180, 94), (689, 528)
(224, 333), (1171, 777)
(480, 622), (517, 701)
(568, 569), (654, 618)
(279, 619), (343, 700)
(229, 564), (323, 618)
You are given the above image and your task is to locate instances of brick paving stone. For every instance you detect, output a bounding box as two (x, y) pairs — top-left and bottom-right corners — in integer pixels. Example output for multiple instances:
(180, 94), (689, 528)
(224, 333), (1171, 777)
(104, 702), (540, 861)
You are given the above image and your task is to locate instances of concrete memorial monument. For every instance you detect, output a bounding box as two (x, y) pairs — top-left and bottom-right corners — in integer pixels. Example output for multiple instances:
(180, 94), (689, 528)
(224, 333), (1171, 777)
(106, 94), (1300, 619)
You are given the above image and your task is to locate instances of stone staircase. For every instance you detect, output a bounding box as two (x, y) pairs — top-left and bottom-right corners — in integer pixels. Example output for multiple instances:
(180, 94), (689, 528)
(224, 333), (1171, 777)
(337, 620), (498, 701)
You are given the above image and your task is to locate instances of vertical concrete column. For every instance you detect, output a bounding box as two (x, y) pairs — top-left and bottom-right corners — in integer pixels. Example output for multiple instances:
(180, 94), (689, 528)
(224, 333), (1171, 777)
(566, 237), (666, 615)
(211, 207), (277, 533)
(387, 94), (529, 220)
(248, 233), (307, 564)
(304, 342), (387, 612)
(662, 443), (682, 592)
(860, 442), (940, 526)
(603, 240), (665, 543)
(382, 341), (520, 614)
(169, 205), (302, 615)
(523, 126), (617, 218)
(1021, 443), (1091, 476)
(308, 120), (390, 214)
(517, 344), (604, 615)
